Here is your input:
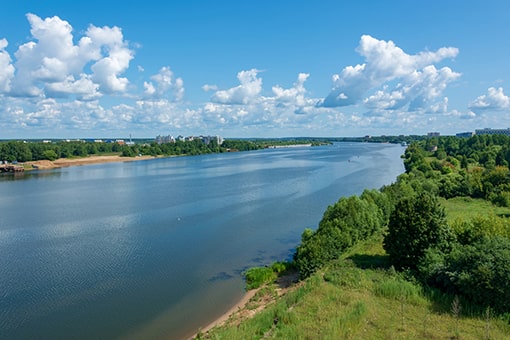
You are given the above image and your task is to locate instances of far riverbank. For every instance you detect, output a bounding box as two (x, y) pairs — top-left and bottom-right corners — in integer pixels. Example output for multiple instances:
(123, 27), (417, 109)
(25, 154), (156, 170)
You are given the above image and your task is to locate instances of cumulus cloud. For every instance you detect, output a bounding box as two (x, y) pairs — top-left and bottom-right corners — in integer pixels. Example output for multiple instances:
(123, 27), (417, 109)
(199, 71), (323, 131)
(0, 38), (15, 93)
(318, 35), (460, 113)
(469, 87), (510, 112)
(211, 69), (262, 104)
(9, 13), (134, 98)
(143, 66), (184, 101)
(272, 73), (309, 105)
(44, 74), (100, 100)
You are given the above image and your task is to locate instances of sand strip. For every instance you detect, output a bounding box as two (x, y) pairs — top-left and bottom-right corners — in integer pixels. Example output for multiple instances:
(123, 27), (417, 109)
(26, 155), (155, 169)
(188, 289), (259, 339)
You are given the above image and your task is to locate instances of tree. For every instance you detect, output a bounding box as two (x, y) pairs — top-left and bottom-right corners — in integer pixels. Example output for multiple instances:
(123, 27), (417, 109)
(383, 191), (452, 270)
(42, 149), (58, 161)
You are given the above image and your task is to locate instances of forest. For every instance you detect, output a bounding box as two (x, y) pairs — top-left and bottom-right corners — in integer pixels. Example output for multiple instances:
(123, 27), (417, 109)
(290, 134), (510, 316)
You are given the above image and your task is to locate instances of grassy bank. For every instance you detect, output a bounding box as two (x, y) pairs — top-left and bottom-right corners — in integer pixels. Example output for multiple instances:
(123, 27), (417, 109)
(198, 233), (510, 339)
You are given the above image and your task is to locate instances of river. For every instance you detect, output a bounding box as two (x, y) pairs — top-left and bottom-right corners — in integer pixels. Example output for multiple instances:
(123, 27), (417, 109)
(0, 142), (404, 339)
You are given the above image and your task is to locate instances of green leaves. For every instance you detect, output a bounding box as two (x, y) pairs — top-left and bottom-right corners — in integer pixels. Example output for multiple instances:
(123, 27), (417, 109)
(295, 192), (388, 279)
(384, 191), (451, 270)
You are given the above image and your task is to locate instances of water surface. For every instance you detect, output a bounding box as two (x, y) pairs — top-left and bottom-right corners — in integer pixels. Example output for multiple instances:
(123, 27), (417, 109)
(0, 143), (404, 339)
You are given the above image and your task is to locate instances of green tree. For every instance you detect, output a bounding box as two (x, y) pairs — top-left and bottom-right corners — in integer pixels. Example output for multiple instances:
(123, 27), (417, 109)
(42, 149), (58, 161)
(383, 191), (452, 270)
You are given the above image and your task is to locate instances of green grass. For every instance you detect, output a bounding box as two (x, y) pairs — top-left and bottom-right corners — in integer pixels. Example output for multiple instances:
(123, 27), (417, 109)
(200, 235), (510, 339)
(441, 196), (510, 222)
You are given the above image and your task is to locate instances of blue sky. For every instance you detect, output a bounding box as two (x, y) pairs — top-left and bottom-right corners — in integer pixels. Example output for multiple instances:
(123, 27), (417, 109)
(1, 1), (509, 139)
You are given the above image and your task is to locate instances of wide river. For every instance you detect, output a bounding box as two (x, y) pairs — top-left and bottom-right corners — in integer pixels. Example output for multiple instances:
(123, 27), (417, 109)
(0, 142), (404, 339)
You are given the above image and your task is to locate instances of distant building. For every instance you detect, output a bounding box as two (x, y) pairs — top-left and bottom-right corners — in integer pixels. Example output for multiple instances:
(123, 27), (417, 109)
(155, 134), (223, 145)
(200, 135), (224, 145)
(475, 128), (510, 136)
(156, 135), (175, 144)
(456, 132), (474, 138)
(427, 132), (440, 137)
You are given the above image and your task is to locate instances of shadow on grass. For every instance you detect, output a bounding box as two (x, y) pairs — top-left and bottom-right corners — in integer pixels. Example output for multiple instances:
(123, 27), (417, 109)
(348, 254), (391, 269)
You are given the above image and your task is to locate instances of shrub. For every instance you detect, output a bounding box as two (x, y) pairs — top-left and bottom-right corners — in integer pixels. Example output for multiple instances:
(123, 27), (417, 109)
(295, 194), (387, 278)
(435, 237), (510, 314)
(245, 267), (276, 290)
(245, 261), (293, 290)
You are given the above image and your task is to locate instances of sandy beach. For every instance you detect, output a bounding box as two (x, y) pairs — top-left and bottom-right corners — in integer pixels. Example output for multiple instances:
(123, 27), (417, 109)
(189, 271), (299, 339)
(188, 289), (260, 339)
(26, 154), (155, 169)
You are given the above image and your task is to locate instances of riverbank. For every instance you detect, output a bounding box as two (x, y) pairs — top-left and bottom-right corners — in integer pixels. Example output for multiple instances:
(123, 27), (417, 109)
(25, 154), (155, 170)
(189, 289), (260, 339)
(190, 270), (300, 339)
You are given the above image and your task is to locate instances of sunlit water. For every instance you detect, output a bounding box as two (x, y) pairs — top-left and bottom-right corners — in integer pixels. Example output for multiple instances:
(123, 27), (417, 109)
(0, 143), (404, 339)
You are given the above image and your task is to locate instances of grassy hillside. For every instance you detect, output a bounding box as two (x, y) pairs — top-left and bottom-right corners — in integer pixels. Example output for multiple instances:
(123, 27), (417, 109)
(198, 233), (510, 339)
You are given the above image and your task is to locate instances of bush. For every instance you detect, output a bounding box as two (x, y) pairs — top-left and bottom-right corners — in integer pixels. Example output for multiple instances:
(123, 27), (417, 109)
(429, 237), (510, 314)
(245, 267), (276, 290)
(245, 261), (293, 290)
(295, 194), (387, 278)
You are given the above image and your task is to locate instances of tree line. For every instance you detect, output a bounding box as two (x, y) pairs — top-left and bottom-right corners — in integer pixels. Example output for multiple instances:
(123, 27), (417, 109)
(293, 135), (510, 315)
(0, 138), (328, 163)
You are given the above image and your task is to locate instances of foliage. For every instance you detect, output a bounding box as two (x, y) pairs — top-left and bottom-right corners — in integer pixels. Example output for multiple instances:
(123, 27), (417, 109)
(383, 191), (453, 270)
(401, 135), (510, 201)
(42, 149), (58, 161)
(294, 191), (388, 278)
(245, 262), (293, 290)
(420, 237), (510, 314)
(245, 267), (277, 290)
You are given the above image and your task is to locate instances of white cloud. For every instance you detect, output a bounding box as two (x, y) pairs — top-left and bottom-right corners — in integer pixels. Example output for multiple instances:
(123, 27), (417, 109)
(87, 25), (133, 93)
(143, 66), (184, 101)
(8, 13), (134, 98)
(447, 109), (476, 119)
(272, 73), (309, 106)
(363, 65), (460, 113)
(318, 35), (460, 112)
(211, 69), (262, 104)
(0, 38), (14, 92)
(45, 74), (101, 100)
(202, 84), (218, 91)
(201, 71), (322, 129)
(469, 87), (510, 112)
